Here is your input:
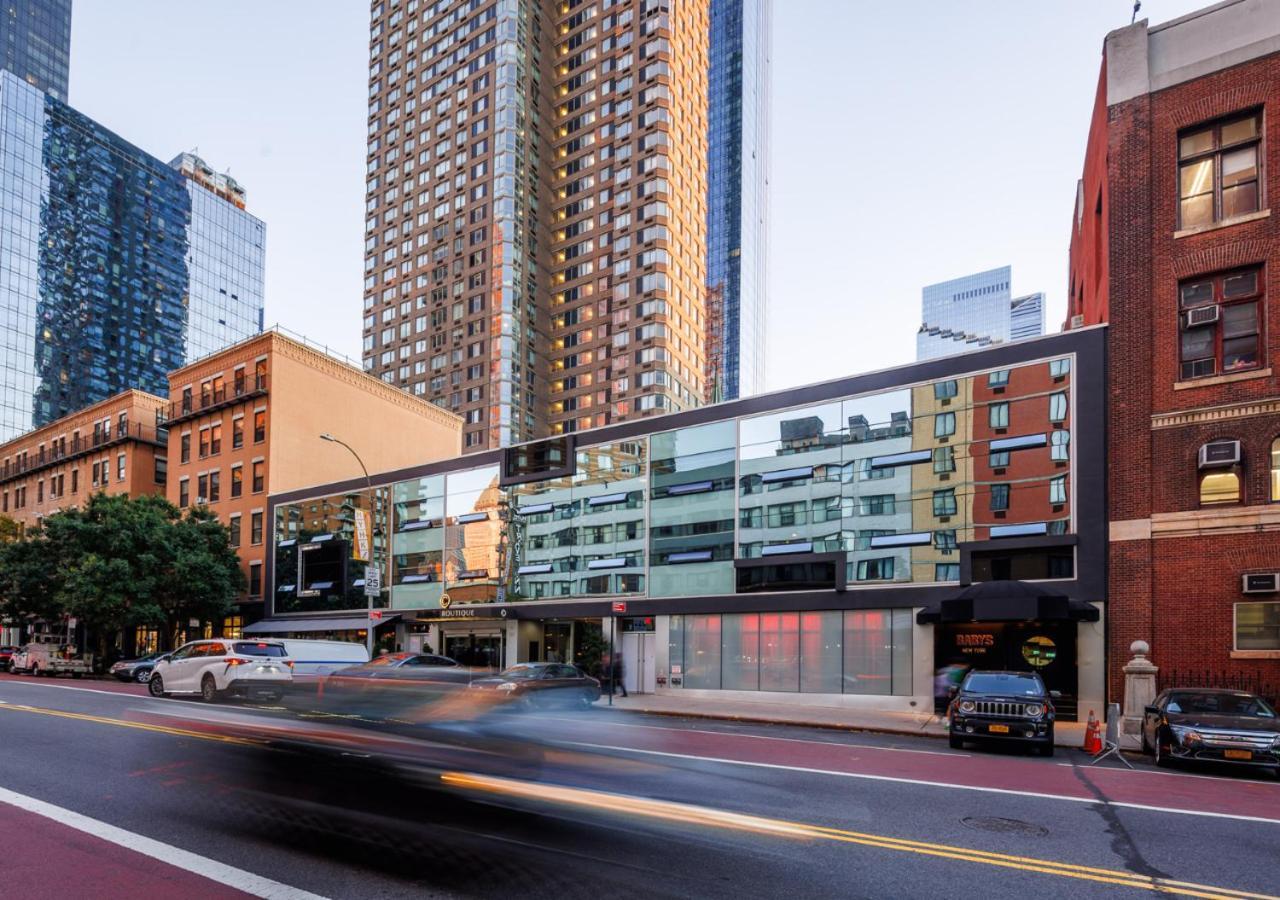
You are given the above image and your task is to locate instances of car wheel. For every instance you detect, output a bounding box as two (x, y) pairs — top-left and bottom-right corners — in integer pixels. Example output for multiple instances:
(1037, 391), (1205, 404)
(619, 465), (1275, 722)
(71, 672), (82, 679)
(1155, 736), (1172, 768)
(1141, 727), (1151, 755)
(136, 668), (152, 684)
(949, 734), (964, 750)
(578, 690), (595, 710)
(30, 664), (39, 677)
(149, 674), (167, 698)
(200, 675), (219, 703)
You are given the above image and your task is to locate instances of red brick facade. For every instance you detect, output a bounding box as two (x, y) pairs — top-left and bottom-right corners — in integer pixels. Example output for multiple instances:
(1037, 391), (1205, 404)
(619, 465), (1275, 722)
(1068, 12), (1280, 702)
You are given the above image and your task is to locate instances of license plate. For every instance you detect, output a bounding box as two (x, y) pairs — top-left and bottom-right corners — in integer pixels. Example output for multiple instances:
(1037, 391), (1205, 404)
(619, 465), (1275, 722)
(988, 724), (1010, 734)
(1224, 749), (1252, 761)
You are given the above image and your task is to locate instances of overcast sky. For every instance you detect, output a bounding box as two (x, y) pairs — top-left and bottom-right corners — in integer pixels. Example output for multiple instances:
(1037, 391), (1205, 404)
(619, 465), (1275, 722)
(70, 0), (1209, 392)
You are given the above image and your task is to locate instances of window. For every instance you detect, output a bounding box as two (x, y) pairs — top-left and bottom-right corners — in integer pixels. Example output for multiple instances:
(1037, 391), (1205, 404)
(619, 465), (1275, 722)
(248, 562), (262, 597)
(856, 558), (895, 581)
(935, 563), (960, 582)
(988, 370), (1010, 388)
(1273, 437), (1280, 502)
(1050, 475), (1067, 505)
(229, 515), (241, 547)
(990, 483), (1010, 511)
(231, 465), (242, 498)
(252, 461), (265, 493)
(932, 488), (957, 517)
(208, 470), (220, 502)
(117, 453), (126, 481)
(209, 422), (222, 455)
(1178, 110), (1261, 229)
(1235, 602), (1280, 651)
(1179, 268), (1263, 380)
(933, 380), (957, 400)
(197, 474), (208, 501)
(254, 410), (267, 443)
(1200, 470), (1240, 505)
(179, 478), (190, 507)
(934, 412), (955, 438)
(232, 418), (244, 449)
(935, 530), (957, 551)
(933, 446), (955, 474)
(180, 433), (190, 463)
(250, 511), (264, 545)
(989, 402), (1009, 429)
(1049, 358), (1070, 379)
(1049, 392), (1068, 423)
(989, 450), (1010, 469)
(198, 429), (209, 458)
(1050, 430), (1070, 461)
(859, 494), (895, 516)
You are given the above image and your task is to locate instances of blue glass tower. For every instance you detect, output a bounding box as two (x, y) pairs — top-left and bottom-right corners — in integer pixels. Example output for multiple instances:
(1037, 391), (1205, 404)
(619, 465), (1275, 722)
(0, 0), (71, 102)
(707, 0), (771, 401)
(916, 266), (1045, 360)
(0, 71), (264, 441)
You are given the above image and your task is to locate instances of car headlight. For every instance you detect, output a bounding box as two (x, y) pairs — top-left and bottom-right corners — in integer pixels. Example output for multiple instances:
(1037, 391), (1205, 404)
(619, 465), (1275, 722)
(1170, 725), (1203, 746)
(1024, 704), (1044, 717)
(957, 700), (975, 714)
(497, 682), (518, 691)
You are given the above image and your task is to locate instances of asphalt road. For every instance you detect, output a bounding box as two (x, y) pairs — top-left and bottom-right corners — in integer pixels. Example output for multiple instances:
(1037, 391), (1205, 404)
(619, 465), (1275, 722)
(1, 674), (1278, 899)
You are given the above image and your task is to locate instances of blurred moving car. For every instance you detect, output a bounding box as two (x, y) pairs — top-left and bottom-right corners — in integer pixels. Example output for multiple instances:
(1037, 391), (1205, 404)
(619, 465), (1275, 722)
(277, 638), (369, 676)
(109, 651), (166, 683)
(149, 639), (293, 702)
(0, 646), (16, 671)
(469, 662), (601, 710)
(331, 652), (465, 682)
(947, 670), (1056, 755)
(1142, 688), (1280, 771)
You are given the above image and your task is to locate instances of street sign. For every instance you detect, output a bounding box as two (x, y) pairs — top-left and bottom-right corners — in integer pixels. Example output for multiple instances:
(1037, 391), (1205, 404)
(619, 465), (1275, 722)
(611, 601), (627, 613)
(369, 610), (382, 621)
(66, 617), (77, 630)
(364, 564), (382, 597)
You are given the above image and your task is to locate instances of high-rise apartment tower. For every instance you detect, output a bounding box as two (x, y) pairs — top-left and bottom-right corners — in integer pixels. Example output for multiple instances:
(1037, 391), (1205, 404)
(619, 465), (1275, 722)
(362, 0), (717, 451)
(0, 0), (71, 102)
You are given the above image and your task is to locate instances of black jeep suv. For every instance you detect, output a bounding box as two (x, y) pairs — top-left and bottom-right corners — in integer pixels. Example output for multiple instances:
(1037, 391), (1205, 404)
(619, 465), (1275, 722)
(948, 670), (1056, 756)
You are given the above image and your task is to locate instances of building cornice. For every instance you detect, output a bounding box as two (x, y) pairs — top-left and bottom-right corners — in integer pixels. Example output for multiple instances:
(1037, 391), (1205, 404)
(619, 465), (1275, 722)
(1151, 395), (1280, 429)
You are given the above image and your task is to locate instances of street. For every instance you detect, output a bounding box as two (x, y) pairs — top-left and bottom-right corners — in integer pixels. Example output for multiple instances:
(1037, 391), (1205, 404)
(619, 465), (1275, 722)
(0, 673), (1277, 899)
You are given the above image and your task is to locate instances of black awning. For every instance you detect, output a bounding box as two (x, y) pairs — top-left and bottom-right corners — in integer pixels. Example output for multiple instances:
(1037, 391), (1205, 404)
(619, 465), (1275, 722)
(243, 614), (400, 635)
(917, 580), (1100, 624)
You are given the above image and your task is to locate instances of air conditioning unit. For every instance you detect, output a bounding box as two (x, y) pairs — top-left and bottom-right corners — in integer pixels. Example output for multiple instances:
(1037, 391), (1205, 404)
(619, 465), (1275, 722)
(1198, 439), (1241, 469)
(1184, 305), (1220, 327)
(1069, 314), (1085, 329)
(1243, 573), (1280, 594)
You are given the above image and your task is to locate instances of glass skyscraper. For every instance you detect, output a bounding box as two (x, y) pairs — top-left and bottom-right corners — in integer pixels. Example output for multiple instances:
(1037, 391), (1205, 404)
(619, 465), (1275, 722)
(0, 72), (265, 442)
(916, 266), (1044, 360)
(0, 0), (71, 102)
(707, 0), (771, 400)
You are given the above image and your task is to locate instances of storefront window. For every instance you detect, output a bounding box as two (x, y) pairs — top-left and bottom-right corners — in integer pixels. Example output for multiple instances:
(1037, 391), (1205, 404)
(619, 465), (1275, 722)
(722, 613), (760, 690)
(272, 489), (387, 615)
(391, 474), (445, 609)
(799, 611), (843, 693)
(682, 614), (722, 689)
(759, 613), (800, 692)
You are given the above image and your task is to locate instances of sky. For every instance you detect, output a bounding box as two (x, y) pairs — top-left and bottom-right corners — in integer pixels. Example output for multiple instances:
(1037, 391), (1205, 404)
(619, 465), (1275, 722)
(70, 0), (1211, 393)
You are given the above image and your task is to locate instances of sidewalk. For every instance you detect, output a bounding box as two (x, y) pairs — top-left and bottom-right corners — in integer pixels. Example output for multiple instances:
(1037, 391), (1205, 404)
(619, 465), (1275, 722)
(600, 692), (1089, 748)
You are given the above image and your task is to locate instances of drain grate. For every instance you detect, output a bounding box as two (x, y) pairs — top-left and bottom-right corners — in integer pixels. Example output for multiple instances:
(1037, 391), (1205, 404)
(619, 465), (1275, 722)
(961, 816), (1049, 837)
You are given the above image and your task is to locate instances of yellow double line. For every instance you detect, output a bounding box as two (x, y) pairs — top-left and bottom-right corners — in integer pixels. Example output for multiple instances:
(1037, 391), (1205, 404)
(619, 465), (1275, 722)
(441, 771), (1277, 900)
(0, 701), (263, 747)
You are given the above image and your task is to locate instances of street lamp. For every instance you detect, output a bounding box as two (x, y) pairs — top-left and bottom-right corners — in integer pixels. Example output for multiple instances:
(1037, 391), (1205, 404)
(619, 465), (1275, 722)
(319, 433), (377, 658)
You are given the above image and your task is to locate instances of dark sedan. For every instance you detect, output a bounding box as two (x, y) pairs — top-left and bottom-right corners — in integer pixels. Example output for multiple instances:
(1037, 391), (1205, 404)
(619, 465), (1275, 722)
(1142, 688), (1280, 771)
(331, 653), (466, 681)
(948, 670), (1056, 755)
(0, 647), (16, 671)
(468, 663), (601, 710)
(109, 651), (166, 683)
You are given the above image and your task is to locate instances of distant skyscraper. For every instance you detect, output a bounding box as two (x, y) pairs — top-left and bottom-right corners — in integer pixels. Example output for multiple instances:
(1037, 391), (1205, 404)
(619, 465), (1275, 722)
(916, 266), (1044, 360)
(0, 0), (71, 102)
(706, 0), (770, 400)
(0, 72), (265, 441)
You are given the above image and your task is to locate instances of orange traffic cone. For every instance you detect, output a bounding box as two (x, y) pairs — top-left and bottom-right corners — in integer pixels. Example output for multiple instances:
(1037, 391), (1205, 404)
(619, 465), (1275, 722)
(1083, 710), (1102, 754)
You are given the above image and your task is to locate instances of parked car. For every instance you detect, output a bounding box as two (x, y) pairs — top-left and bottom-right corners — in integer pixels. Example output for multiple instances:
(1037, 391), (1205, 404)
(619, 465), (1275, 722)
(109, 651), (166, 683)
(468, 662), (601, 710)
(0, 646), (17, 671)
(277, 639), (370, 676)
(948, 670), (1057, 755)
(9, 640), (93, 678)
(1142, 688), (1280, 771)
(149, 639), (293, 702)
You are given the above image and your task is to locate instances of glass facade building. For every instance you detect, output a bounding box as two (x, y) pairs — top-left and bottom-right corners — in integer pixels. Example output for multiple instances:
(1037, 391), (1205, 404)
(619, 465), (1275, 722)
(269, 328), (1107, 708)
(0, 0), (71, 102)
(706, 0), (770, 400)
(917, 266), (1044, 360)
(0, 72), (264, 442)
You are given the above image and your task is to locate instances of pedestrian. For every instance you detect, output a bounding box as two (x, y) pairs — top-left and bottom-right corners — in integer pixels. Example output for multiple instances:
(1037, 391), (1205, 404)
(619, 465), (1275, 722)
(612, 651), (628, 697)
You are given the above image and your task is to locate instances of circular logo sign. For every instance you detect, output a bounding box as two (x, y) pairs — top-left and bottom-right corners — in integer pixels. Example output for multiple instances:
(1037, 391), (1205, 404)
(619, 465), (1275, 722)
(1021, 635), (1057, 668)
(440, 593), (452, 609)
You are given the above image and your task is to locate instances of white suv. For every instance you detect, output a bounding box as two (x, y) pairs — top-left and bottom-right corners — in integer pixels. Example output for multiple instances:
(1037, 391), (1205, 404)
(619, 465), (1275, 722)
(149, 639), (293, 702)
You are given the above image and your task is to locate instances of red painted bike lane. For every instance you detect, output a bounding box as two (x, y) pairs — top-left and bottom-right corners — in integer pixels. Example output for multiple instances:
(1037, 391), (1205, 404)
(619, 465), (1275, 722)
(0, 802), (252, 899)
(0, 672), (149, 696)
(565, 720), (1280, 823)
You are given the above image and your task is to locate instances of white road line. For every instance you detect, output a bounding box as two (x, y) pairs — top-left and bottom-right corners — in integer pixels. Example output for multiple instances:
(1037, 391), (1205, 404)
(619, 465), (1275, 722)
(543, 715), (969, 757)
(568, 741), (1280, 827)
(0, 785), (329, 899)
(0, 679), (154, 700)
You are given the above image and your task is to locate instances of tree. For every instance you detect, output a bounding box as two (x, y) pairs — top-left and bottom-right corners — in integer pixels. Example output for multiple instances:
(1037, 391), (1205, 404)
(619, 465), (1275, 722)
(0, 493), (243, 655)
(0, 514), (21, 543)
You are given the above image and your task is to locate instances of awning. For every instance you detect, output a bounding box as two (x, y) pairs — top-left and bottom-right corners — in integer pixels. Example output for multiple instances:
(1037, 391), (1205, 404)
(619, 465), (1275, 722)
(243, 614), (400, 635)
(917, 580), (1099, 624)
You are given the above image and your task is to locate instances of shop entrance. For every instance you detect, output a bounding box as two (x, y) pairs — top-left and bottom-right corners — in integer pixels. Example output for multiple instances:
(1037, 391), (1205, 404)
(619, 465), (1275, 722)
(443, 629), (504, 671)
(619, 617), (656, 694)
(934, 621), (1078, 720)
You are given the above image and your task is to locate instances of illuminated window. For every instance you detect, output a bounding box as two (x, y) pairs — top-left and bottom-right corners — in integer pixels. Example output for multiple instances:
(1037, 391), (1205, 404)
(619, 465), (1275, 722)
(1200, 470), (1240, 505)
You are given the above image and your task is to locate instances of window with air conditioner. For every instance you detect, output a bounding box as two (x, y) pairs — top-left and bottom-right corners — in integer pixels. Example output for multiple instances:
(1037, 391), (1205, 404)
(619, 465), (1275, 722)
(1179, 268), (1263, 380)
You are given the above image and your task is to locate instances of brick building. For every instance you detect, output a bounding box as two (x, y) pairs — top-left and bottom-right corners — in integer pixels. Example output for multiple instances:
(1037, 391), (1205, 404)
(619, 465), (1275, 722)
(161, 329), (462, 640)
(0, 390), (168, 533)
(1067, 0), (1280, 700)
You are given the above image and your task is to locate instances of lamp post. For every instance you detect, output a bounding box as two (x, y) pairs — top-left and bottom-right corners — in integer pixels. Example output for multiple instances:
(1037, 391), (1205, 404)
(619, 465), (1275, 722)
(320, 433), (377, 658)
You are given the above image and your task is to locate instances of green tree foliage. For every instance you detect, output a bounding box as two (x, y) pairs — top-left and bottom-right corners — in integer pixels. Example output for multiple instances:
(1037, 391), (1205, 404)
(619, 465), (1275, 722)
(0, 514), (21, 543)
(0, 493), (243, 652)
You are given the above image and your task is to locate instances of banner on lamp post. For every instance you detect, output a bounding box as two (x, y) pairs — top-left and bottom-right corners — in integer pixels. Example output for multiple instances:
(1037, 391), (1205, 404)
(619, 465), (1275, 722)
(352, 508), (371, 562)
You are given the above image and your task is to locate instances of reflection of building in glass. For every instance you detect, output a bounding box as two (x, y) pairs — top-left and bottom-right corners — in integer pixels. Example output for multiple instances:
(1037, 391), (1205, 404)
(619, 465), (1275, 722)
(271, 330), (1106, 714)
(0, 72), (265, 442)
(917, 266), (1045, 360)
(0, 0), (71, 101)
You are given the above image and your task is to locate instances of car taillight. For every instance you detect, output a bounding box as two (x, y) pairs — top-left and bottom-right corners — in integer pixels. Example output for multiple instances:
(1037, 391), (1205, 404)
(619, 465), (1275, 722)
(286, 660), (294, 669)
(225, 657), (251, 666)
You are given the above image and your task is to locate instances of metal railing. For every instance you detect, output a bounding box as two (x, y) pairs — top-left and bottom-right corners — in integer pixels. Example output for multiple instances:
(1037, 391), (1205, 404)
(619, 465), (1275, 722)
(162, 374), (268, 425)
(0, 423), (167, 484)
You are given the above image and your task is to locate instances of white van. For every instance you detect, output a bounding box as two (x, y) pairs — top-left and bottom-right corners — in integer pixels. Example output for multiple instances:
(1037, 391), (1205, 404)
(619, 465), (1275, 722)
(278, 639), (370, 676)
